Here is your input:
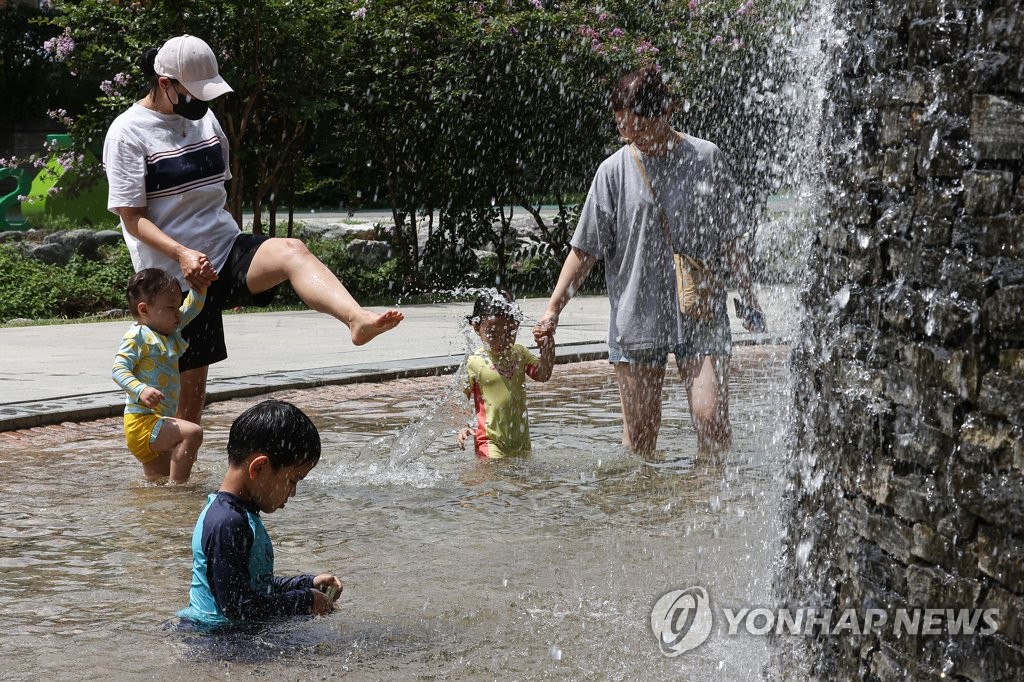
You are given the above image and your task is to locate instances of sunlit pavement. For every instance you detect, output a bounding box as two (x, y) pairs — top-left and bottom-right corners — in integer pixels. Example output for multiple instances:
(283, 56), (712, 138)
(0, 287), (797, 431)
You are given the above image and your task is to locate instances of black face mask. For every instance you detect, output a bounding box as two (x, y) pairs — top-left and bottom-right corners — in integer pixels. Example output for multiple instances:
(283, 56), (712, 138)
(166, 86), (209, 120)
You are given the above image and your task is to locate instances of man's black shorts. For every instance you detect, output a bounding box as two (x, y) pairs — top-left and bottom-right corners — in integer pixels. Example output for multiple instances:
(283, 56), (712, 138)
(179, 233), (279, 371)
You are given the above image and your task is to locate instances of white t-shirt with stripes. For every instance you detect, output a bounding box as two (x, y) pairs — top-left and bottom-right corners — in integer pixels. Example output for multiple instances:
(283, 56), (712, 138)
(103, 103), (240, 290)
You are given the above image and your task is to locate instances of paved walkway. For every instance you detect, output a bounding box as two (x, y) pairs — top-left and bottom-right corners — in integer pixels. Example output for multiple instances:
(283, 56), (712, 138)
(0, 287), (798, 431)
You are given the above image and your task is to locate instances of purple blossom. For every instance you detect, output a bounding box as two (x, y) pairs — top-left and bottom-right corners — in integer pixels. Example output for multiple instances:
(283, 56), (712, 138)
(737, 0), (753, 15)
(42, 29), (75, 62)
(578, 25), (599, 39)
(598, 11), (608, 22)
(47, 109), (73, 127)
(731, 36), (744, 49)
(529, 0), (544, 9)
(636, 40), (659, 55)
(113, 72), (130, 88)
(100, 80), (117, 96)
(711, 34), (724, 44)
(689, 0), (699, 10)
(610, 27), (625, 38)
(351, 6), (367, 19)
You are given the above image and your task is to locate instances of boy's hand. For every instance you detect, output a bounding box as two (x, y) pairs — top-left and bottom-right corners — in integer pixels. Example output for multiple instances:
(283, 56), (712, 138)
(314, 574), (343, 600)
(311, 574), (342, 615)
(139, 387), (164, 409)
(536, 333), (554, 352)
(457, 427), (472, 450)
(311, 588), (335, 615)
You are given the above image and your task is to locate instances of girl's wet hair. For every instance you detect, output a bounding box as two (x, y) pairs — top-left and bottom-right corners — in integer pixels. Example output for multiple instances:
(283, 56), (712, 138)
(466, 289), (522, 325)
(227, 399), (321, 468)
(609, 65), (673, 118)
(126, 268), (179, 313)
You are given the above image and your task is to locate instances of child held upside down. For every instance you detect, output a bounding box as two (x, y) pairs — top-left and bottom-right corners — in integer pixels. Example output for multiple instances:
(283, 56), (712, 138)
(457, 290), (555, 459)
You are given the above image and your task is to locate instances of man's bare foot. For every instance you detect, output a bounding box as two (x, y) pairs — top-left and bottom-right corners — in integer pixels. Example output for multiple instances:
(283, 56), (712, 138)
(351, 308), (404, 345)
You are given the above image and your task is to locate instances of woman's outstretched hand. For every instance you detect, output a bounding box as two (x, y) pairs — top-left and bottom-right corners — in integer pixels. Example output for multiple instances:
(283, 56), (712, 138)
(532, 311), (558, 343)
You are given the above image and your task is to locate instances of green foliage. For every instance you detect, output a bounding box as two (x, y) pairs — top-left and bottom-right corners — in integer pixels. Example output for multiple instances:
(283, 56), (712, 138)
(26, 0), (802, 303)
(0, 243), (134, 321)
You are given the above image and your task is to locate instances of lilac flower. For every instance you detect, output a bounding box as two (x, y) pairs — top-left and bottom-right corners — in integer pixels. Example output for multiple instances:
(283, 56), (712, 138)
(47, 109), (73, 127)
(529, 0), (544, 9)
(40, 0), (53, 10)
(731, 36), (744, 49)
(688, 0), (698, 10)
(711, 35), (724, 44)
(100, 80), (117, 96)
(351, 6), (368, 19)
(636, 40), (659, 55)
(17, 195), (27, 203)
(737, 0), (753, 15)
(610, 27), (625, 38)
(42, 29), (75, 62)
(113, 72), (130, 88)
(598, 11), (608, 22)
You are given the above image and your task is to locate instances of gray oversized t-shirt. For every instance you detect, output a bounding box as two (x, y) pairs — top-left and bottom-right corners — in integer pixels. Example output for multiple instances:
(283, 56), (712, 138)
(570, 134), (745, 351)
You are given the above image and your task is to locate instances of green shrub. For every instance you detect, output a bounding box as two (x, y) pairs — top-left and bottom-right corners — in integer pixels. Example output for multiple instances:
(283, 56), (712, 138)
(0, 242), (135, 321)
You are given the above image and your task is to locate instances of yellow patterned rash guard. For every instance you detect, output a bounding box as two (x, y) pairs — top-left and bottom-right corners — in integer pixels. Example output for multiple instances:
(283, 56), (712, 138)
(464, 344), (542, 459)
(112, 290), (205, 419)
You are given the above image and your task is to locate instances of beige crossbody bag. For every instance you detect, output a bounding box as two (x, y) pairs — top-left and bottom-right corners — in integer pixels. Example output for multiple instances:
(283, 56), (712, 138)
(629, 143), (718, 323)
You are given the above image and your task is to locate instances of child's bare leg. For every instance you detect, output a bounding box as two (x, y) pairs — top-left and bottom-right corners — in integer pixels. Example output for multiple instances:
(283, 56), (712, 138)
(149, 417), (204, 484)
(245, 238), (404, 345)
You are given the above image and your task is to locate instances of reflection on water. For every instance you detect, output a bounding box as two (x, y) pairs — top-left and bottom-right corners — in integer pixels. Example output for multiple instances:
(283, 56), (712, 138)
(0, 348), (790, 681)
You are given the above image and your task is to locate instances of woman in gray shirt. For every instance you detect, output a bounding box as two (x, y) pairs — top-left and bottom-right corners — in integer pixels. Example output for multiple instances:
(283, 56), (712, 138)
(533, 66), (765, 455)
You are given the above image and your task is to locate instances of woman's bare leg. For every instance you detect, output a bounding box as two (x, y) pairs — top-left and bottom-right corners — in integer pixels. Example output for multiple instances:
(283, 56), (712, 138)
(245, 238), (403, 345)
(678, 354), (731, 452)
(614, 361), (667, 454)
(177, 365), (208, 425)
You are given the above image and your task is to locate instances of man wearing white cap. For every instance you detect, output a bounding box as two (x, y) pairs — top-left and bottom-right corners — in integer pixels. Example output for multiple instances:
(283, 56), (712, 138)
(103, 35), (403, 460)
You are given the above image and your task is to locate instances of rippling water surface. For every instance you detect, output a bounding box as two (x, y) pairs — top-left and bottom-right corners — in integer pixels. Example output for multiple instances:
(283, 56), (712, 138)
(0, 348), (790, 680)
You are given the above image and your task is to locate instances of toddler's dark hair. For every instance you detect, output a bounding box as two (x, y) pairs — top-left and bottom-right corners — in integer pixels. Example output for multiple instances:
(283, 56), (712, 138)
(467, 289), (520, 325)
(609, 65), (673, 118)
(227, 399), (322, 468)
(126, 268), (180, 315)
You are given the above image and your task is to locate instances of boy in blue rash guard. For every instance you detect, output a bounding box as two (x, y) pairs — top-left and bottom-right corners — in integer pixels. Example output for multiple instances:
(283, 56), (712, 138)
(177, 400), (342, 628)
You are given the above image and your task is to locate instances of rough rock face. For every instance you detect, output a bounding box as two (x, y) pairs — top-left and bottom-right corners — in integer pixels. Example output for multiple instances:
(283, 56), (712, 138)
(785, 0), (1024, 678)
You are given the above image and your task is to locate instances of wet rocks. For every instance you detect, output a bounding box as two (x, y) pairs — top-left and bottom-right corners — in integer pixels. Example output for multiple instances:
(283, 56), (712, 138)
(787, 0), (1024, 677)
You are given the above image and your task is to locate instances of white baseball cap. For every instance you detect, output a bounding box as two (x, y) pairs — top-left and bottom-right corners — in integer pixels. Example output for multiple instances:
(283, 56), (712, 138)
(153, 35), (233, 101)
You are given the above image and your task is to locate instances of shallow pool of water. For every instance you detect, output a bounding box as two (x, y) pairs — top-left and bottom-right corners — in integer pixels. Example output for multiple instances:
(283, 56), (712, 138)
(0, 348), (791, 680)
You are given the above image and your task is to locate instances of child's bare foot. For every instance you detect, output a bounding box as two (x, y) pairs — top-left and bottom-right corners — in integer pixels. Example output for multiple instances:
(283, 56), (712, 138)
(351, 308), (404, 345)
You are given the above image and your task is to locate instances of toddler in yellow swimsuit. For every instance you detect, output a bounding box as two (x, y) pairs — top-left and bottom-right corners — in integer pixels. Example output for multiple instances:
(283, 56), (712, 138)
(112, 268), (205, 483)
(456, 290), (555, 459)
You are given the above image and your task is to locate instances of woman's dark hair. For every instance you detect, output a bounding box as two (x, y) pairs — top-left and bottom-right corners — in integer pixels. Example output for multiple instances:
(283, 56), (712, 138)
(126, 267), (179, 313)
(227, 399), (322, 468)
(141, 47), (161, 92)
(609, 65), (673, 118)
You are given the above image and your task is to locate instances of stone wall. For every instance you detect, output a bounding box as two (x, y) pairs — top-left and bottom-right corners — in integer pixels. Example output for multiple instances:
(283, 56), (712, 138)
(786, 0), (1023, 679)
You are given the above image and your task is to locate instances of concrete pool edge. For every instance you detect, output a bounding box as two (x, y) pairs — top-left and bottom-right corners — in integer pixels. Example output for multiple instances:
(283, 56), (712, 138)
(0, 334), (783, 432)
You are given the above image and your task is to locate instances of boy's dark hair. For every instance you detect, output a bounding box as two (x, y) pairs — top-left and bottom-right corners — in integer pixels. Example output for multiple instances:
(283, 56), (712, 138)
(467, 289), (521, 325)
(126, 268), (180, 314)
(227, 399), (322, 468)
(609, 65), (673, 118)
